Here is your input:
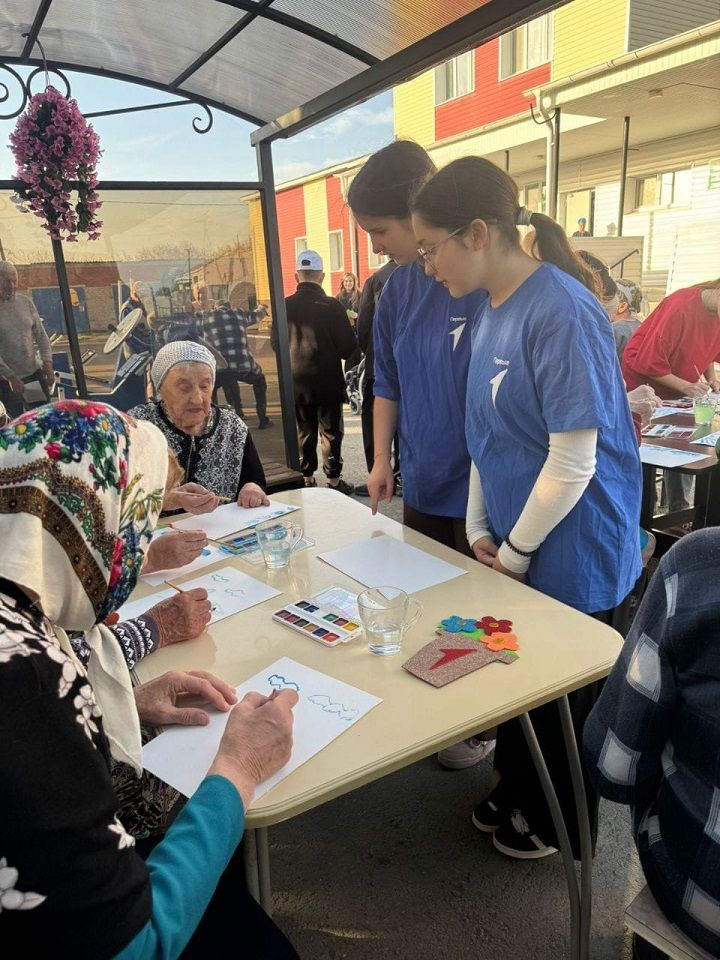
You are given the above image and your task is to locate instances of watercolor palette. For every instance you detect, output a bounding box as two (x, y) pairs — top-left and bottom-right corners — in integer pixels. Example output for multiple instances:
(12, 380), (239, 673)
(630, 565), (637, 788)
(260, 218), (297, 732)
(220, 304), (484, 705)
(272, 598), (362, 647)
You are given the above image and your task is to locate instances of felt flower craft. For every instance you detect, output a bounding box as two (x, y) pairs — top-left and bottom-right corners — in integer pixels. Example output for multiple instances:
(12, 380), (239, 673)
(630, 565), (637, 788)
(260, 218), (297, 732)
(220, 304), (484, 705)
(476, 616), (513, 634)
(482, 632), (519, 653)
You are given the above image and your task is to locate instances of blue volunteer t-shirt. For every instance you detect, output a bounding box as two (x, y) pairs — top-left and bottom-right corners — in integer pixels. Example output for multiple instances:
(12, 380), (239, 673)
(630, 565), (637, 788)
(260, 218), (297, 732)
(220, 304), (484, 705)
(373, 261), (488, 517)
(466, 262), (641, 613)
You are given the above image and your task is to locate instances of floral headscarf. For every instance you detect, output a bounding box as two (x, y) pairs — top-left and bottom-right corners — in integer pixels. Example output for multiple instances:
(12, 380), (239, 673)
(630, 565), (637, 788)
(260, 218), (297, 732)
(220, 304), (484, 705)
(0, 399), (168, 771)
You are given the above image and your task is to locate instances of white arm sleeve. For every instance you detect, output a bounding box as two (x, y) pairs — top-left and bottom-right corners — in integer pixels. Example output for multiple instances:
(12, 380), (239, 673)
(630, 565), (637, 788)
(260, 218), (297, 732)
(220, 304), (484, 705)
(497, 428), (598, 575)
(466, 463), (493, 548)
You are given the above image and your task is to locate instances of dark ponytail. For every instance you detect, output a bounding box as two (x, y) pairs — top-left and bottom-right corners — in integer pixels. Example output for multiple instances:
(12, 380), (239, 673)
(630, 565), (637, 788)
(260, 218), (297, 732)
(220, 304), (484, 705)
(347, 140), (436, 219)
(412, 156), (600, 296)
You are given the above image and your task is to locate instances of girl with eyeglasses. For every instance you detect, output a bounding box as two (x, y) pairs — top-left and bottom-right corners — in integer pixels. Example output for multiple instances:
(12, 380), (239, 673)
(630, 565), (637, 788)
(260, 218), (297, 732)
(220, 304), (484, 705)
(411, 156), (642, 860)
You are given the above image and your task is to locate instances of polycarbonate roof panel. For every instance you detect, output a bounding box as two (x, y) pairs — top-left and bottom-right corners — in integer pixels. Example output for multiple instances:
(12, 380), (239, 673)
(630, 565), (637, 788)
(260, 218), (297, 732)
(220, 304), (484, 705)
(182, 17), (363, 122)
(5, 0), (489, 125)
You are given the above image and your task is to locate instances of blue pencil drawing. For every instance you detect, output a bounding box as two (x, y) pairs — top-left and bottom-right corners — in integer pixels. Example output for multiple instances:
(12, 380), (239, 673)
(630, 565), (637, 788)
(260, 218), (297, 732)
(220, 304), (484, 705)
(211, 573), (230, 583)
(224, 587), (246, 599)
(267, 674), (300, 692)
(308, 694), (359, 722)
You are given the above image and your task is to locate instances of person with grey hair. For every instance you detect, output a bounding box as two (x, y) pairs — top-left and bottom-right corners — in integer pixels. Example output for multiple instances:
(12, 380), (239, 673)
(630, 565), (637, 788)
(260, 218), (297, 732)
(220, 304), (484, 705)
(0, 259), (53, 416)
(130, 341), (268, 511)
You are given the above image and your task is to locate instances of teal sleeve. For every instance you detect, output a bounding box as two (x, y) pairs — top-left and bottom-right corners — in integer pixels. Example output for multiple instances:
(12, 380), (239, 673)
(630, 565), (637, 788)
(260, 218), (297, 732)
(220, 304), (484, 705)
(114, 775), (244, 960)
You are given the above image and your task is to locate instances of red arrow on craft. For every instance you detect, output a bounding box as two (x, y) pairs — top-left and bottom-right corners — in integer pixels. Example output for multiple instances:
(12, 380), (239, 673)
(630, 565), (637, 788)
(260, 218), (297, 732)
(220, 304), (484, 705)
(429, 648), (478, 670)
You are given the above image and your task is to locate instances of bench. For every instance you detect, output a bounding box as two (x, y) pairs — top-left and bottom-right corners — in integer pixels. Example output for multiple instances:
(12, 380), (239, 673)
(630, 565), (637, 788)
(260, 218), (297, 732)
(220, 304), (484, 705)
(263, 460), (304, 494)
(626, 887), (715, 960)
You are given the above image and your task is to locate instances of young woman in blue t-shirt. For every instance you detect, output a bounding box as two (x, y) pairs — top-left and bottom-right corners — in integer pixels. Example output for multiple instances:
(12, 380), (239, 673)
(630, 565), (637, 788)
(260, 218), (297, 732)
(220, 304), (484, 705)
(412, 157), (642, 860)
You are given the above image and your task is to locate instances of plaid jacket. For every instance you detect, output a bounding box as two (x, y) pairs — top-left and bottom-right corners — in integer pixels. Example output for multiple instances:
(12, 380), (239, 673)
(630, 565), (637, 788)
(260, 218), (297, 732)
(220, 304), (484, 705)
(201, 307), (261, 375)
(584, 528), (720, 956)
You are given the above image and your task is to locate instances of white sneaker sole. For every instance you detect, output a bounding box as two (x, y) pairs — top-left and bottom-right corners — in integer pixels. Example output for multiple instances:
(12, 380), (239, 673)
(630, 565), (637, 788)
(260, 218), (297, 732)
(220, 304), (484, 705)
(437, 739), (496, 770)
(471, 811), (499, 833)
(492, 833), (558, 860)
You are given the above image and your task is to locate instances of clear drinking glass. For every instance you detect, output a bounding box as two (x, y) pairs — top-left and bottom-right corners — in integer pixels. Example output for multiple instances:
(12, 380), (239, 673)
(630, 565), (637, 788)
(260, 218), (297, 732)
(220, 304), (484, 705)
(693, 395), (716, 425)
(357, 586), (423, 656)
(255, 518), (303, 569)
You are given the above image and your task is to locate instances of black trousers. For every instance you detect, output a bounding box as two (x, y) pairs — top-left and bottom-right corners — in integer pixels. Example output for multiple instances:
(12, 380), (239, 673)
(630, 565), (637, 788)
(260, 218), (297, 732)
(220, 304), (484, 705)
(296, 398), (344, 479)
(402, 503), (472, 557)
(0, 369), (50, 418)
(214, 368), (268, 422)
(361, 377), (400, 475)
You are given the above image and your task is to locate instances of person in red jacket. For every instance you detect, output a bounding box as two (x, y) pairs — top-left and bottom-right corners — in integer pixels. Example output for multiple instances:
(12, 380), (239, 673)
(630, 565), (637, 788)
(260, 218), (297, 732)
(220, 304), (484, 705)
(622, 281), (720, 399)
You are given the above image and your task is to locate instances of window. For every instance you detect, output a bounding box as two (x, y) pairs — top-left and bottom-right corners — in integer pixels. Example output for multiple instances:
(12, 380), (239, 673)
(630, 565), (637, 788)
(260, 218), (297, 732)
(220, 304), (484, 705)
(294, 237), (307, 258)
(521, 181), (546, 212)
(434, 51), (474, 105)
(499, 14), (552, 79)
(367, 234), (387, 270)
(636, 169), (693, 209)
(329, 230), (344, 272)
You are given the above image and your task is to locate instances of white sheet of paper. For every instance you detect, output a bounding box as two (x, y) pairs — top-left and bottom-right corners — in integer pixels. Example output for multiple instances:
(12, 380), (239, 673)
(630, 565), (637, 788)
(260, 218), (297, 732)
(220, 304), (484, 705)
(142, 657), (382, 801)
(142, 530), (226, 586)
(174, 566), (281, 622)
(651, 406), (692, 420)
(172, 501), (299, 540)
(691, 430), (720, 448)
(318, 534), (466, 594)
(639, 444), (709, 468)
(116, 588), (176, 622)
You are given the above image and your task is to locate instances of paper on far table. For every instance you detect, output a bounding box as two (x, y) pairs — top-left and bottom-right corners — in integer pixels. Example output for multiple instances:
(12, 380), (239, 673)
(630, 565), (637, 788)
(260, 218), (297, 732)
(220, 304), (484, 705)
(651, 406), (693, 420)
(691, 429), (720, 448)
(141, 529), (226, 586)
(142, 657), (382, 801)
(318, 534), (466, 594)
(172, 501), (298, 540)
(639, 444), (709, 468)
(170, 566), (281, 623)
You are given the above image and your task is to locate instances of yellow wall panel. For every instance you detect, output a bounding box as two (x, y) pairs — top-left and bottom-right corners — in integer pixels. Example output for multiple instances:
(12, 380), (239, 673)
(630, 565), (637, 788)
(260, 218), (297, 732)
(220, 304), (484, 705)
(393, 71), (435, 147)
(553, 0), (628, 79)
(248, 196), (270, 304)
(302, 180), (332, 294)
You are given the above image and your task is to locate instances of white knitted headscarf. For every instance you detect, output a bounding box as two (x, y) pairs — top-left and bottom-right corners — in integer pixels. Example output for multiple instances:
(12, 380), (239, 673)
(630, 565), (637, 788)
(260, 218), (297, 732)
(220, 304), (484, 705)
(151, 341), (216, 391)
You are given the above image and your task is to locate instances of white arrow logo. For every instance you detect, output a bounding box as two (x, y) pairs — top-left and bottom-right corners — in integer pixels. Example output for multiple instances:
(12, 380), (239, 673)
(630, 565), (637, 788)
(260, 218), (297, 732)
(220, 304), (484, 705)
(490, 369), (508, 407)
(449, 322), (466, 351)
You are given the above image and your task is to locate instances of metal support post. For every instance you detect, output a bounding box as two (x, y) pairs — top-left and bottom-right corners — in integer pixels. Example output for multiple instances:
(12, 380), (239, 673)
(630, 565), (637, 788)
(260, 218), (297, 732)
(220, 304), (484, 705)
(618, 116), (630, 239)
(51, 236), (88, 398)
(549, 108), (561, 221)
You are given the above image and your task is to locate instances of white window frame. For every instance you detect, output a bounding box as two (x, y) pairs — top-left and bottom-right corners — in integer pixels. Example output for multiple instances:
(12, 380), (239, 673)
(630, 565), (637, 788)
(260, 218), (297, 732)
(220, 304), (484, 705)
(635, 168), (693, 211)
(328, 230), (344, 272)
(294, 236), (308, 258)
(434, 50), (475, 105)
(499, 13), (553, 80)
(367, 234), (387, 270)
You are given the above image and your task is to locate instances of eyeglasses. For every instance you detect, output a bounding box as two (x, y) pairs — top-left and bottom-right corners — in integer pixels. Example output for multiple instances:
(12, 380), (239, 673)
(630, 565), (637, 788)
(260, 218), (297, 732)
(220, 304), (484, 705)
(417, 225), (468, 263)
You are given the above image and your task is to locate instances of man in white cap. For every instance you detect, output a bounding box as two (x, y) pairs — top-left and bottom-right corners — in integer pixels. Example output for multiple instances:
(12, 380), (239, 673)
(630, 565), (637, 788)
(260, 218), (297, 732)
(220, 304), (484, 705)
(274, 251), (357, 495)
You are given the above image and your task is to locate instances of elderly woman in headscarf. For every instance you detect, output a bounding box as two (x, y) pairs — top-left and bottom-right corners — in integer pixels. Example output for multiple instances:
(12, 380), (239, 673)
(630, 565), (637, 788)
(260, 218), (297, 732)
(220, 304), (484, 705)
(130, 341), (269, 512)
(0, 399), (298, 958)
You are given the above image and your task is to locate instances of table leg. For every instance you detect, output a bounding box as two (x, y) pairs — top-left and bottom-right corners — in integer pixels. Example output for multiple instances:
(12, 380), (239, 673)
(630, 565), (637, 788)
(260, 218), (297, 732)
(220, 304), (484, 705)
(520, 711), (581, 960)
(640, 465), (657, 530)
(558, 695), (593, 960)
(243, 828), (260, 903)
(256, 826), (273, 916)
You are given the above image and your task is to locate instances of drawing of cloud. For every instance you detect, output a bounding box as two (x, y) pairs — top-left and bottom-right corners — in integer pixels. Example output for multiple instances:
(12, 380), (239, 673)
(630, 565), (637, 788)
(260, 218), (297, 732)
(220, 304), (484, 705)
(308, 694), (359, 722)
(211, 573), (230, 583)
(267, 674), (300, 692)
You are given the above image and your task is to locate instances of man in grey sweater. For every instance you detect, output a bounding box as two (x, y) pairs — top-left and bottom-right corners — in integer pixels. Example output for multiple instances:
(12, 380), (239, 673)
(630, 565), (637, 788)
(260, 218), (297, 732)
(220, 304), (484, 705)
(0, 260), (53, 416)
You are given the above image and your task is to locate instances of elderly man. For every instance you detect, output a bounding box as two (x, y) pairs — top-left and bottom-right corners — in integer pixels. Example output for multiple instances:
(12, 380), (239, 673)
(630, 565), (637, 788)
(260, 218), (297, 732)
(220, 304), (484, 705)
(0, 260), (53, 416)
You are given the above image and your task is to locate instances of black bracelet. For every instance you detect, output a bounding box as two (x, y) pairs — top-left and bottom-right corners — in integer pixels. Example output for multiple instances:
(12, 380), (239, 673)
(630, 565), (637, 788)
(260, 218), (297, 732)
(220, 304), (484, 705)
(504, 536), (535, 558)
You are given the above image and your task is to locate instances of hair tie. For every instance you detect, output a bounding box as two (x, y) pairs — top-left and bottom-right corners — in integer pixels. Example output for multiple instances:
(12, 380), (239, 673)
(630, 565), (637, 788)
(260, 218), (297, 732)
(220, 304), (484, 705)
(516, 206), (534, 227)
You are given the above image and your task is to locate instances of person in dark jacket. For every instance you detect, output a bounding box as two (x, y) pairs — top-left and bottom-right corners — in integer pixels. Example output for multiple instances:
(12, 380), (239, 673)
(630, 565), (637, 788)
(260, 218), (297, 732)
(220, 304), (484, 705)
(275, 251), (357, 494)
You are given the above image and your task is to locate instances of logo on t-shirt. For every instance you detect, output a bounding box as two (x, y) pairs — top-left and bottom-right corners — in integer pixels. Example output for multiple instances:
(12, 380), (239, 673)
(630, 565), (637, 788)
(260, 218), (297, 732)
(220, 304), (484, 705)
(449, 317), (467, 351)
(490, 368), (508, 407)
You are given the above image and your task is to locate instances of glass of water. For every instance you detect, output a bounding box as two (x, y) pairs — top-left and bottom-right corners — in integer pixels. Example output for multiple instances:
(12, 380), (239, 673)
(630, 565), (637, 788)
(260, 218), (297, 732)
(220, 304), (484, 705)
(255, 518), (303, 569)
(357, 586), (423, 656)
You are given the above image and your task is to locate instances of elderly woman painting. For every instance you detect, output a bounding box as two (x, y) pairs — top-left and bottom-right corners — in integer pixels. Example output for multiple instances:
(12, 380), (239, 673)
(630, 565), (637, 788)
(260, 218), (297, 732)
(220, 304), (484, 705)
(130, 341), (269, 510)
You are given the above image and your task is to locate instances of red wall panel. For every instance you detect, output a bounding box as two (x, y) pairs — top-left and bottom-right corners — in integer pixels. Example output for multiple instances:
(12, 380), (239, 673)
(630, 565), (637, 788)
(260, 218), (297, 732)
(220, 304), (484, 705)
(326, 176), (349, 296)
(435, 41), (550, 142)
(276, 186), (306, 297)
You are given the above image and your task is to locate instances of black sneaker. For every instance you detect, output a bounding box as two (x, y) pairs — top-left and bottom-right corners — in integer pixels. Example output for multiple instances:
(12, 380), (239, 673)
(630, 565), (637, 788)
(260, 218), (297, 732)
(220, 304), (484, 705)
(303, 477), (317, 488)
(354, 483), (370, 497)
(393, 473), (403, 496)
(258, 418), (272, 430)
(492, 810), (558, 860)
(328, 478), (355, 496)
(471, 795), (505, 833)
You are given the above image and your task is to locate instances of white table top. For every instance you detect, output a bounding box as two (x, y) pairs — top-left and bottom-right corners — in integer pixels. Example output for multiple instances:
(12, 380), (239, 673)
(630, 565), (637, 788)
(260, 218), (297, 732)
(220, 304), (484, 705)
(134, 489), (623, 827)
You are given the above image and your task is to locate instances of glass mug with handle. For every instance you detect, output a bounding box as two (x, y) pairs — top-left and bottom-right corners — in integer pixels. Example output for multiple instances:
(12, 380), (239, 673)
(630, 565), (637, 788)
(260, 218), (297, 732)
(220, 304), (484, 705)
(255, 518), (303, 569)
(357, 586), (423, 656)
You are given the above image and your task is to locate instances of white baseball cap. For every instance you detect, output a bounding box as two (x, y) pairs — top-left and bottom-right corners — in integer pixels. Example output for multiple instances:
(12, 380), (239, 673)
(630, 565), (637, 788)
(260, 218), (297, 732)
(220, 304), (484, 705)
(296, 250), (323, 271)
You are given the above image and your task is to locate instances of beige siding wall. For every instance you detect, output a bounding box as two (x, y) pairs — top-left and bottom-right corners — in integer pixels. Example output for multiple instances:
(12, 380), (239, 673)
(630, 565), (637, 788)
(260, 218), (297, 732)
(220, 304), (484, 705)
(393, 72), (435, 146)
(553, 0), (628, 79)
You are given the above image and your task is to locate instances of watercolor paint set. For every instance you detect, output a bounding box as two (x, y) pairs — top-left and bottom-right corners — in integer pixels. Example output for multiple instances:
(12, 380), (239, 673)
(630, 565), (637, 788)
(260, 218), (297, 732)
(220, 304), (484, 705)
(272, 597), (362, 647)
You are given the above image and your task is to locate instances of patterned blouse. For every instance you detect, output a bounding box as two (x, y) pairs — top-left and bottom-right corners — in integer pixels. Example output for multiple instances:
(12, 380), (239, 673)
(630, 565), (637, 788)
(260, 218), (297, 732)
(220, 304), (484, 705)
(129, 401), (265, 501)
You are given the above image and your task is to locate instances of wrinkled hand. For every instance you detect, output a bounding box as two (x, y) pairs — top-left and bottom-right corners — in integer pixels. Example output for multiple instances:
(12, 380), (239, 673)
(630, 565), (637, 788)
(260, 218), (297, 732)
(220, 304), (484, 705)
(685, 380), (711, 399)
(237, 482), (270, 508)
(145, 588), (213, 647)
(164, 482), (220, 515)
(143, 528), (208, 574)
(491, 554), (526, 583)
(42, 360), (54, 383)
(134, 670), (237, 727)
(209, 689), (298, 810)
(471, 535), (498, 567)
(709, 379), (720, 394)
(8, 376), (24, 395)
(627, 386), (660, 426)
(367, 459), (394, 515)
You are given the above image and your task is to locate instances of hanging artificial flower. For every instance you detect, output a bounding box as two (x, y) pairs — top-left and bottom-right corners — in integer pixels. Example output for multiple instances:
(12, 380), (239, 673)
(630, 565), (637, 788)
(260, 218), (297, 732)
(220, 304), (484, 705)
(9, 85), (102, 242)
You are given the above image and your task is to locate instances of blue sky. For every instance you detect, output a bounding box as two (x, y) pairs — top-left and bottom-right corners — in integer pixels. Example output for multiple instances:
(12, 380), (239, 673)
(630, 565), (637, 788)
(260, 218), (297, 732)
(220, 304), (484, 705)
(0, 69), (394, 184)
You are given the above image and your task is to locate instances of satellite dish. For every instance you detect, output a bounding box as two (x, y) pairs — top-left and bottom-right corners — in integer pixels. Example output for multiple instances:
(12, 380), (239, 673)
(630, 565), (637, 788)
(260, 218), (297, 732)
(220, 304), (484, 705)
(102, 308), (145, 354)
